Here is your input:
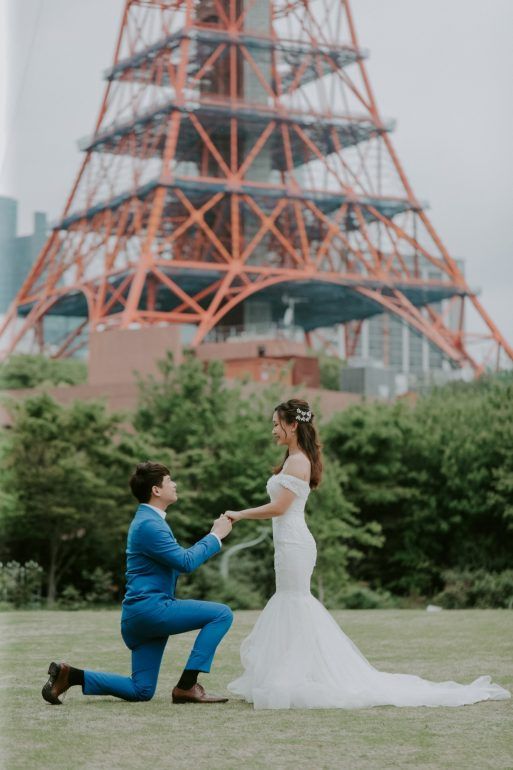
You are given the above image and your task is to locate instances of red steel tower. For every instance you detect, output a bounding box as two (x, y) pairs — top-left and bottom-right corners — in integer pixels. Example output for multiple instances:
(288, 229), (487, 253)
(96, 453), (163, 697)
(1, 0), (511, 372)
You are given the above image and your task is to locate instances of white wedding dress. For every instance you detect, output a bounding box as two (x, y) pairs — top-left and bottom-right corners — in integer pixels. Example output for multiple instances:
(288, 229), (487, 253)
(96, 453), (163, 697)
(227, 471), (511, 710)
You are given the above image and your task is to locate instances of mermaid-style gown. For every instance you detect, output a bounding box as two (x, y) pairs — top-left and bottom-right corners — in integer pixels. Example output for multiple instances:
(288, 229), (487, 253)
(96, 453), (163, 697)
(227, 472), (511, 710)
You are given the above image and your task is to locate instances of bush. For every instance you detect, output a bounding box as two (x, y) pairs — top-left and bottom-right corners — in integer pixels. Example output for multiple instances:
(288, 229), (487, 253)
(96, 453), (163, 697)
(318, 354), (343, 391)
(0, 561), (43, 607)
(0, 354), (87, 389)
(176, 562), (265, 610)
(434, 569), (513, 609)
(58, 585), (84, 610)
(338, 583), (397, 609)
(82, 567), (117, 604)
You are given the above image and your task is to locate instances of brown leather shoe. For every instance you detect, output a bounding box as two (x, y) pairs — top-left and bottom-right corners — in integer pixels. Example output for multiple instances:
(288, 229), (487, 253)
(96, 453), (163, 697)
(172, 683), (228, 704)
(42, 662), (71, 705)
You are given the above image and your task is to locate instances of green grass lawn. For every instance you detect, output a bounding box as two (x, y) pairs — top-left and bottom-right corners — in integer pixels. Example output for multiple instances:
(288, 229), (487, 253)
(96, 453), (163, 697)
(1, 609), (512, 770)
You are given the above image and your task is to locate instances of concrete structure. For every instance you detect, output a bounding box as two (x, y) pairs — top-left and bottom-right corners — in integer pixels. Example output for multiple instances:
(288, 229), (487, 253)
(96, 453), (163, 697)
(88, 328), (320, 388)
(341, 364), (397, 400)
(88, 326), (183, 386)
(0, 326), (360, 428)
(196, 338), (320, 387)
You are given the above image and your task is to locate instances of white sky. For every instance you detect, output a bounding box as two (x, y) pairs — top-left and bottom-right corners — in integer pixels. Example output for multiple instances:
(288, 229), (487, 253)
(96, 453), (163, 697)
(1, 0), (512, 351)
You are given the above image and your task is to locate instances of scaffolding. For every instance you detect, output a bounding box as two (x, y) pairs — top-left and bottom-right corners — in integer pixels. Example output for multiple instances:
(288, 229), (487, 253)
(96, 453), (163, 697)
(0, 0), (511, 372)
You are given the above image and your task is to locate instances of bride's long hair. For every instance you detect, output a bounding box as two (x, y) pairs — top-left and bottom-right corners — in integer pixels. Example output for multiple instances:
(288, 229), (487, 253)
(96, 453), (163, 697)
(272, 398), (323, 489)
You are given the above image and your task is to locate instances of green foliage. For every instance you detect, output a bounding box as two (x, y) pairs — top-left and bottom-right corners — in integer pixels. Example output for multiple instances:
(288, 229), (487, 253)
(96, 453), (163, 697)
(0, 393), (159, 604)
(177, 560), (266, 610)
(323, 401), (425, 591)
(412, 375), (513, 580)
(307, 458), (383, 606)
(0, 354), (87, 389)
(1, 351), (511, 610)
(323, 372), (513, 598)
(339, 583), (397, 609)
(56, 568), (117, 609)
(434, 570), (513, 609)
(82, 567), (117, 604)
(0, 560), (44, 607)
(318, 354), (343, 391)
(58, 584), (84, 610)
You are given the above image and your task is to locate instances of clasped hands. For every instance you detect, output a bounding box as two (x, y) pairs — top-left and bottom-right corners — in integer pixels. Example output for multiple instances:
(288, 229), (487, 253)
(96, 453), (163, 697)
(210, 510), (242, 541)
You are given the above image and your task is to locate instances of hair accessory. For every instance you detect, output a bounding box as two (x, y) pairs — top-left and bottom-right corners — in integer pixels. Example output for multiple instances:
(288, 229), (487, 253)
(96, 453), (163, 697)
(296, 407), (312, 423)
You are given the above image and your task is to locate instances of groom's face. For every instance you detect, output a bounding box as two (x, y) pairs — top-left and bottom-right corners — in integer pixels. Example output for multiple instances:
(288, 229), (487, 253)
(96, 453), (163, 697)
(153, 474), (178, 506)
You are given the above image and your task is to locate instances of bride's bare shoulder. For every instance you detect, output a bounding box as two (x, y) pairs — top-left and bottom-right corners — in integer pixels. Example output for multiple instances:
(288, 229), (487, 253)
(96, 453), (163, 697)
(283, 452), (310, 481)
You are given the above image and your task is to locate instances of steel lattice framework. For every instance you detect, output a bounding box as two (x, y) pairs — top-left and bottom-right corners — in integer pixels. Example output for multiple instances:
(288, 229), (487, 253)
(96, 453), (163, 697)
(1, 0), (511, 371)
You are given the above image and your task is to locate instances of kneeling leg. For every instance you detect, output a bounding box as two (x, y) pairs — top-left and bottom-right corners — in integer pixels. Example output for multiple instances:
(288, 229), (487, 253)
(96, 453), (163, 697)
(83, 637), (167, 702)
(164, 600), (234, 674)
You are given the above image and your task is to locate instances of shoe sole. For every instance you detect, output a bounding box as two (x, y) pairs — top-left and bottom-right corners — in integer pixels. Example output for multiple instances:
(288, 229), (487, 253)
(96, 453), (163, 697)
(41, 661), (62, 705)
(172, 697), (229, 704)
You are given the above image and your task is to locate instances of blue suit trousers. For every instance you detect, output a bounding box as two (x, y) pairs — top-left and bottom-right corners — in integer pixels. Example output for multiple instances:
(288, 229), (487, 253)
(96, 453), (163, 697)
(83, 599), (233, 701)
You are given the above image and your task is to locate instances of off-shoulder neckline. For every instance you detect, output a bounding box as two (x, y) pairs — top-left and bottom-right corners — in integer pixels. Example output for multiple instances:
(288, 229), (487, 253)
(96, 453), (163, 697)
(277, 471), (311, 487)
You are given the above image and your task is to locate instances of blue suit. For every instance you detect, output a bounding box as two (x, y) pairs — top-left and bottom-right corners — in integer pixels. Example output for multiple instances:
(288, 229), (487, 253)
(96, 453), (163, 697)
(83, 504), (233, 701)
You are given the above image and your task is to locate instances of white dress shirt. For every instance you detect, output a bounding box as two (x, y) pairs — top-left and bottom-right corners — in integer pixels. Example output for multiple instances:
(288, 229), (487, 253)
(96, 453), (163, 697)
(142, 504), (222, 547)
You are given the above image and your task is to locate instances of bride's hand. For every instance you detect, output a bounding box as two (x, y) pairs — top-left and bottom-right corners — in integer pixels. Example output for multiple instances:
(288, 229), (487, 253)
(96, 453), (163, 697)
(225, 510), (242, 522)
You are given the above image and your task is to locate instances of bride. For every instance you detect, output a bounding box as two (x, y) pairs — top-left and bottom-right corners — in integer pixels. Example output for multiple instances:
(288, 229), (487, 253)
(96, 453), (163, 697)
(224, 398), (510, 710)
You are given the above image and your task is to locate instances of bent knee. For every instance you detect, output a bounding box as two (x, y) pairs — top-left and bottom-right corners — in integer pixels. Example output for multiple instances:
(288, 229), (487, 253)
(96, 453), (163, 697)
(133, 685), (156, 702)
(219, 604), (234, 625)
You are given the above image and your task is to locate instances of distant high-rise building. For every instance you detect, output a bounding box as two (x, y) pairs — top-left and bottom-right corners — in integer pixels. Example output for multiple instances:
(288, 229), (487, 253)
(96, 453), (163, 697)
(0, 196), (47, 313)
(344, 258), (466, 392)
(0, 196), (78, 353)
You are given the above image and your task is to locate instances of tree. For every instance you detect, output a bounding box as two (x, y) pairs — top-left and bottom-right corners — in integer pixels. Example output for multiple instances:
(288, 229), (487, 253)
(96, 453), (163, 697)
(323, 401), (423, 590)
(0, 393), (157, 604)
(322, 373), (513, 597)
(307, 458), (383, 605)
(418, 376), (513, 575)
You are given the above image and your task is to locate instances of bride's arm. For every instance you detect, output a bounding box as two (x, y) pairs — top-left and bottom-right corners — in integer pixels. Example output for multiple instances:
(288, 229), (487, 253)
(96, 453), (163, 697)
(226, 487), (296, 521)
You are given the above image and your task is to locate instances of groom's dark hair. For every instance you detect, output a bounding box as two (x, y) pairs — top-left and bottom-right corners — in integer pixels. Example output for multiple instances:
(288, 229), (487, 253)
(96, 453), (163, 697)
(129, 461), (171, 503)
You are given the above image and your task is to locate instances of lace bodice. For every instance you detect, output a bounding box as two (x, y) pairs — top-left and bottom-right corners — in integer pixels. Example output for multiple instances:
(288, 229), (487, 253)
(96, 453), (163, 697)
(266, 472), (312, 544)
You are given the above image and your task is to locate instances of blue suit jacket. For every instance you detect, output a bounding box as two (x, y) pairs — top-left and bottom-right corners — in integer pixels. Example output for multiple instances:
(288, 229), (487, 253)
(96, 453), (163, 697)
(121, 504), (221, 619)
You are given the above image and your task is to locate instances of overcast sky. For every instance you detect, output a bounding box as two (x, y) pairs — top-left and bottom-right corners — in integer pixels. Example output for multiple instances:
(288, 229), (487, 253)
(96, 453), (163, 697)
(1, 0), (512, 352)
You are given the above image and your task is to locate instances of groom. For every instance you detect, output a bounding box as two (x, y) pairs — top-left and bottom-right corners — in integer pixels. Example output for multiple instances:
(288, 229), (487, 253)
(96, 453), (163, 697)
(42, 461), (234, 705)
